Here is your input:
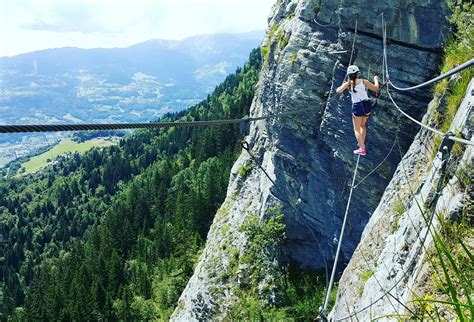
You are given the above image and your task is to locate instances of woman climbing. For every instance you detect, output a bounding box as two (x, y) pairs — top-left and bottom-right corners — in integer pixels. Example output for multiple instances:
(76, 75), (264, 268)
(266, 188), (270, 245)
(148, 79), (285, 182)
(336, 65), (379, 156)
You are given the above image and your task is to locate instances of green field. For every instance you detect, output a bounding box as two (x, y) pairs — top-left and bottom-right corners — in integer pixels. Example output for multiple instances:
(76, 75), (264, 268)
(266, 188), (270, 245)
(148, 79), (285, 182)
(20, 138), (115, 175)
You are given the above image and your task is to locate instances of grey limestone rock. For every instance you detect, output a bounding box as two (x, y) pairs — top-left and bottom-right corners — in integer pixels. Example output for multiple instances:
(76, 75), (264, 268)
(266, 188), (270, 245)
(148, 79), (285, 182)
(172, 0), (452, 320)
(330, 79), (473, 320)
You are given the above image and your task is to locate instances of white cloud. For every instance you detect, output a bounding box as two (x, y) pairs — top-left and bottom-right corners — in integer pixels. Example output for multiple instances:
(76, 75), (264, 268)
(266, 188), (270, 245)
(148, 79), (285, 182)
(19, 2), (103, 33)
(0, 0), (276, 57)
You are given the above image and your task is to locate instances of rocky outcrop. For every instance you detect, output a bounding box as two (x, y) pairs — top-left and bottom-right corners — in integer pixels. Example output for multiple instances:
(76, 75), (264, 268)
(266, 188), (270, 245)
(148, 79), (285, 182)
(172, 0), (451, 319)
(330, 78), (473, 320)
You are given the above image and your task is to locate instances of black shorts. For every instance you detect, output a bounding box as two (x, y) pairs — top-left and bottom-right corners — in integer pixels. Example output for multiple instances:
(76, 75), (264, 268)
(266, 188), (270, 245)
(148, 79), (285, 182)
(352, 100), (373, 117)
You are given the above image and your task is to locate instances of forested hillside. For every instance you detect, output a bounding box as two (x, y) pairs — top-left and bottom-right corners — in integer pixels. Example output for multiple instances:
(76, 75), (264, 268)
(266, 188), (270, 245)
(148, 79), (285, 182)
(0, 49), (261, 320)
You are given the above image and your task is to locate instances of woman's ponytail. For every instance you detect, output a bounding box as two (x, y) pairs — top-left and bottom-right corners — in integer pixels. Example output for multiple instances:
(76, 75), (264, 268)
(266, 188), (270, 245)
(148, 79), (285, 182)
(349, 73), (358, 93)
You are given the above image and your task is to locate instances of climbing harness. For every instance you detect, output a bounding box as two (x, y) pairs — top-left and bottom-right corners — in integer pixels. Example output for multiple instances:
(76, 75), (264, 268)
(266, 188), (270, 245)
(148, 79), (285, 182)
(370, 76), (388, 110)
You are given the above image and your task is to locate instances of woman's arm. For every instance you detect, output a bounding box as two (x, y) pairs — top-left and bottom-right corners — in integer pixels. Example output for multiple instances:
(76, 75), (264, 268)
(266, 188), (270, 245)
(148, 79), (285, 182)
(336, 81), (349, 94)
(364, 76), (379, 92)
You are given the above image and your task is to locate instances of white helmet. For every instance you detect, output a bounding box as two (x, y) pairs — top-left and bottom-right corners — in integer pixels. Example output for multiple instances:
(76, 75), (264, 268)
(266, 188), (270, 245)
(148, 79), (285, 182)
(347, 65), (359, 74)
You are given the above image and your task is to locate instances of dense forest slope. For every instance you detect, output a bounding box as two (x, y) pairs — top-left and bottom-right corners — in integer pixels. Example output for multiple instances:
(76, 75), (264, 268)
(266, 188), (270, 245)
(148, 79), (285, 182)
(0, 49), (260, 320)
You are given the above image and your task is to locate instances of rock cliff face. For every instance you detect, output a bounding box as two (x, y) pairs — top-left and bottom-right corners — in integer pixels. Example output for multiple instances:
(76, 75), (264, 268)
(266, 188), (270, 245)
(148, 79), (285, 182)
(172, 0), (451, 319)
(330, 78), (473, 321)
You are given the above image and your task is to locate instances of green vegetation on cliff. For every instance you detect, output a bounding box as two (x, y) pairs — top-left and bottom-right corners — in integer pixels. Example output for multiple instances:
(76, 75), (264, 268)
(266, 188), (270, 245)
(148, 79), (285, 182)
(411, 2), (473, 320)
(433, 1), (473, 134)
(228, 208), (335, 320)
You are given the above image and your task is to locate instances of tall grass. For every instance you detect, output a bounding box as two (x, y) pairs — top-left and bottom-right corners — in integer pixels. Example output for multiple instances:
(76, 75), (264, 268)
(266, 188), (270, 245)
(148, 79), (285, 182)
(432, 1), (473, 158)
(410, 206), (473, 321)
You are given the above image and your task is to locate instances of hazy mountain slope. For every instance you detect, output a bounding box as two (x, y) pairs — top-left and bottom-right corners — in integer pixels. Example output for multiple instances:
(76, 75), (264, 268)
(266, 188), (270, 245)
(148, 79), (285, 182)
(0, 32), (262, 141)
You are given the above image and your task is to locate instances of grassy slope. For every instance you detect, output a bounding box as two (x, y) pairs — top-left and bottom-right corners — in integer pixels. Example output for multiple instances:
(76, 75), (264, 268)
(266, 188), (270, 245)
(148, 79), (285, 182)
(20, 138), (116, 175)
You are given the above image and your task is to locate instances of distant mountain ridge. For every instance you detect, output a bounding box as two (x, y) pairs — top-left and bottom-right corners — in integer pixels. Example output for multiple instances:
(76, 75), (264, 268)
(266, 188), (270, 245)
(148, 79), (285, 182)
(0, 31), (263, 128)
(0, 31), (263, 163)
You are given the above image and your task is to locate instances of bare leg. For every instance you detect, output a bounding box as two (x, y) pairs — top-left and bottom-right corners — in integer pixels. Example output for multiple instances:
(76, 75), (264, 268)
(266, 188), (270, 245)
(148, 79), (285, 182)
(352, 115), (365, 150)
(360, 116), (368, 149)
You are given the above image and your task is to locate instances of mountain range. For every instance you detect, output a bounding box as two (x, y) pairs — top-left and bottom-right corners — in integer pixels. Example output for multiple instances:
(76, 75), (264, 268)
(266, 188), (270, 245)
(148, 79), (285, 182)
(0, 31), (262, 136)
(0, 31), (263, 165)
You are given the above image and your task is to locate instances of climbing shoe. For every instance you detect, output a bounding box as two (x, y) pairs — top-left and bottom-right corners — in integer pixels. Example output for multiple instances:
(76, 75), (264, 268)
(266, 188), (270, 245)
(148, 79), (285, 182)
(353, 148), (367, 156)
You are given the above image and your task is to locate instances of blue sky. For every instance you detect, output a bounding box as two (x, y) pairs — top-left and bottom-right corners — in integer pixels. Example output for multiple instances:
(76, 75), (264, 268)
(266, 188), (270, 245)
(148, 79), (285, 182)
(0, 0), (276, 57)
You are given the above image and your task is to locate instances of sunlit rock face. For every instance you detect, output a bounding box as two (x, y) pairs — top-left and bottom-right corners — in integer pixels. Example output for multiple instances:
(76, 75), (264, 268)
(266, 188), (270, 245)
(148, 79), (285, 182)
(172, 0), (450, 320)
(330, 79), (473, 321)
